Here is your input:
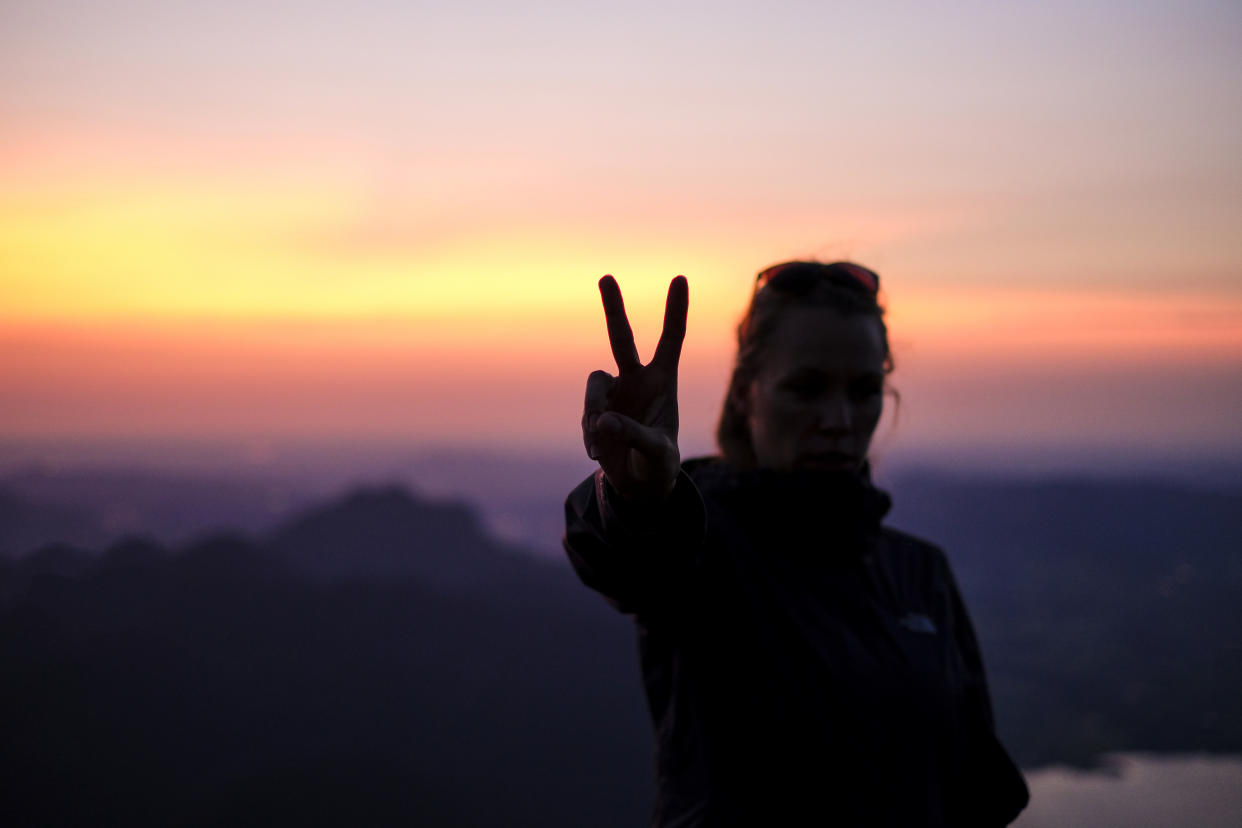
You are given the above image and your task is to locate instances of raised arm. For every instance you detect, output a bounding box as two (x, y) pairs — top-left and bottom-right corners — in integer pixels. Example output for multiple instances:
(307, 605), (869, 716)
(565, 275), (703, 614)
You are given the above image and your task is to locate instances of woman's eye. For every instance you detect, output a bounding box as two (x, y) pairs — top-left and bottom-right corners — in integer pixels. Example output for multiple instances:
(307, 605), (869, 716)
(781, 379), (822, 398)
(851, 380), (884, 399)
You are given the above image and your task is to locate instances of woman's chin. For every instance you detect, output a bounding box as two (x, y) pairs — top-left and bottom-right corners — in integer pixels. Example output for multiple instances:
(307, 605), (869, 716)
(793, 454), (861, 473)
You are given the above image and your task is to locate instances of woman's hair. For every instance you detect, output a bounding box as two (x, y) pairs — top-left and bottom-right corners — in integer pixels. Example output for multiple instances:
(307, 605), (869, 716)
(715, 260), (894, 467)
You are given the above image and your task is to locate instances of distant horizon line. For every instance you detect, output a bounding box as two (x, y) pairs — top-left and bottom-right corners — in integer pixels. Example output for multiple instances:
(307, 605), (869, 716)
(2, 434), (1240, 490)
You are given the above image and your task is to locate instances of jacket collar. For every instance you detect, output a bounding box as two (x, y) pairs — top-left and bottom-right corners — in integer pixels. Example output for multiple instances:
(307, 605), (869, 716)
(695, 457), (892, 559)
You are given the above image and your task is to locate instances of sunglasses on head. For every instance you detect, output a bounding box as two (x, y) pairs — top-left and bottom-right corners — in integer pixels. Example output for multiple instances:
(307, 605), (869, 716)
(753, 261), (880, 297)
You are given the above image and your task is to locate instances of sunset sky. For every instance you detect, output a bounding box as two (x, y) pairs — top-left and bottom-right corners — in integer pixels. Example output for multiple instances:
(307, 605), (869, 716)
(2, 0), (1240, 469)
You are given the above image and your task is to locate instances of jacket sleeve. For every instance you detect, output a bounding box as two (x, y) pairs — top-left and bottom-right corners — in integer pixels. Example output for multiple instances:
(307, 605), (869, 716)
(562, 467), (707, 616)
(941, 557), (1030, 826)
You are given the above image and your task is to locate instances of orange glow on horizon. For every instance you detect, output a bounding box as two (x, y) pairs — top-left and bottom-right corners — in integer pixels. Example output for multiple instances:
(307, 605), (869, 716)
(2, 282), (1238, 446)
(3, 128), (1239, 453)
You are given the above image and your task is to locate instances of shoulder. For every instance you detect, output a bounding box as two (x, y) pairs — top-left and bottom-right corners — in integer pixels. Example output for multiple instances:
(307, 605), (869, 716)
(879, 525), (944, 556)
(876, 525), (954, 578)
(873, 527), (974, 630)
(682, 455), (728, 476)
(681, 455), (736, 495)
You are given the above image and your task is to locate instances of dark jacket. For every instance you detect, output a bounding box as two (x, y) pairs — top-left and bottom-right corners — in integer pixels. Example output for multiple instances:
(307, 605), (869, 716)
(564, 457), (1029, 827)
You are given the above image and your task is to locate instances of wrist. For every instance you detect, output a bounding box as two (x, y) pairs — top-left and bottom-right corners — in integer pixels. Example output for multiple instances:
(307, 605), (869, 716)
(600, 468), (678, 513)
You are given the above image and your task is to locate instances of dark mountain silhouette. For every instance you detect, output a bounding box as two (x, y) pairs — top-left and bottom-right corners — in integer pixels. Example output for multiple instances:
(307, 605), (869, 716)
(266, 485), (537, 593)
(0, 487), (104, 557)
(0, 450), (599, 559)
(1, 470), (1240, 825)
(0, 541), (96, 606)
(1, 486), (652, 827)
(0, 468), (313, 551)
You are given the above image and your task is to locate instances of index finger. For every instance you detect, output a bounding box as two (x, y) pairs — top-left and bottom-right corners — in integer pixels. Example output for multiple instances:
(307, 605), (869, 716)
(651, 275), (688, 371)
(599, 275), (642, 373)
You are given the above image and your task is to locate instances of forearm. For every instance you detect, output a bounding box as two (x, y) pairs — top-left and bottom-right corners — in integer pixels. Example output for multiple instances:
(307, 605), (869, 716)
(562, 467), (706, 614)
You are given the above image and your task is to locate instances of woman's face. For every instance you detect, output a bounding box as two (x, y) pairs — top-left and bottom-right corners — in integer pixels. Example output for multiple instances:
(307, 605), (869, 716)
(742, 306), (886, 473)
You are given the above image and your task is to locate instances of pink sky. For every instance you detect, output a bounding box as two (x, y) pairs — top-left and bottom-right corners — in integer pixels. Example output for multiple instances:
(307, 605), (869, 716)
(2, 0), (1240, 466)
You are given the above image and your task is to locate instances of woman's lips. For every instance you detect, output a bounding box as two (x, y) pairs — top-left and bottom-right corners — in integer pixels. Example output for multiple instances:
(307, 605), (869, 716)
(797, 451), (859, 470)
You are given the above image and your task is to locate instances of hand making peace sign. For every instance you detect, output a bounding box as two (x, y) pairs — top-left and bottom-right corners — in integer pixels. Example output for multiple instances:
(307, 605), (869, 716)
(582, 275), (689, 503)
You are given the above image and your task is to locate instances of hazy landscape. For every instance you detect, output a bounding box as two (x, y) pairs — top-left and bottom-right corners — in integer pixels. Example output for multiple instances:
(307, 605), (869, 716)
(2, 446), (1239, 825)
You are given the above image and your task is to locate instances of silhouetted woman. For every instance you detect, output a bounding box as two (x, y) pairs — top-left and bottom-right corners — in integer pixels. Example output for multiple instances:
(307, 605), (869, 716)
(563, 262), (1029, 826)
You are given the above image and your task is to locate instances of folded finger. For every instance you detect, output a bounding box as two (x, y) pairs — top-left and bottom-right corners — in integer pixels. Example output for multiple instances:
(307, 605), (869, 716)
(597, 411), (671, 462)
(582, 370), (614, 459)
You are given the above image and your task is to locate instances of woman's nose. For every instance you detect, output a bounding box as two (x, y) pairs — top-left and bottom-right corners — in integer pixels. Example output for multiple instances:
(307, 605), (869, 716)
(815, 394), (853, 431)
